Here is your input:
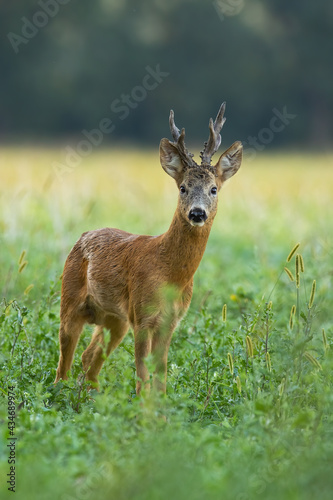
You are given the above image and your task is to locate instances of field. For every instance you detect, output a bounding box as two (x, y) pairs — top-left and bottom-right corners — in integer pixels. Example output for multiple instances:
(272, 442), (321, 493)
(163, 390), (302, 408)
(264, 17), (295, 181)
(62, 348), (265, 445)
(1, 147), (333, 500)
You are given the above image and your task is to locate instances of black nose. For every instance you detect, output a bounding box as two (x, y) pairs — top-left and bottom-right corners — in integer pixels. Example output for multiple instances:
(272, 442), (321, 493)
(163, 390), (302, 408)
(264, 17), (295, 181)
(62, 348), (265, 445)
(189, 208), (207, 223)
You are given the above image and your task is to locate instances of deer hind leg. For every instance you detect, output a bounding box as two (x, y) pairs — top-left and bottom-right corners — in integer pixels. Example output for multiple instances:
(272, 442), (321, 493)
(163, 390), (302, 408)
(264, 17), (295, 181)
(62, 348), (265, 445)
(82, 317), (129, 388)
(55, 314), (85, 382)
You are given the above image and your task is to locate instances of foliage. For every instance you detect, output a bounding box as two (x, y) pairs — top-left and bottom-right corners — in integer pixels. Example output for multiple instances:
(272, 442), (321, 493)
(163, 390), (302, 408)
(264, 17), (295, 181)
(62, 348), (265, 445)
(1, 149), (333, 499)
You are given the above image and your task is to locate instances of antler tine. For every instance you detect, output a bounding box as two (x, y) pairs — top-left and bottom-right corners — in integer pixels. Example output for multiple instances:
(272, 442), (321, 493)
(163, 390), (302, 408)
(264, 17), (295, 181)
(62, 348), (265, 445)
(169, 110), (195, 167)
(214, 101), (226, 135)
(200, 102), (227, 165)
(169, 109), (181, 142)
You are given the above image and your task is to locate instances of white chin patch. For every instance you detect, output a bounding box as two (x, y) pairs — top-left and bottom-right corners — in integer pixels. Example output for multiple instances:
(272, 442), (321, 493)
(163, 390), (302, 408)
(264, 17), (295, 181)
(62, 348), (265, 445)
(189, 220), (205, 227)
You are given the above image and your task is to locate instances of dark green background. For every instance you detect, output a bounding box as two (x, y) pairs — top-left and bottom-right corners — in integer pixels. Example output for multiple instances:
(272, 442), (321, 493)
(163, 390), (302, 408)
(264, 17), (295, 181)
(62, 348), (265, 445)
(1, 0), (332, 148)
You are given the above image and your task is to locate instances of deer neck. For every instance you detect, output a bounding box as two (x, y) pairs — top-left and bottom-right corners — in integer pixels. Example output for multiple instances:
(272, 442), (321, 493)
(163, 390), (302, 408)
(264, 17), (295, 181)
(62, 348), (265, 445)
(159, 208), (214, 287)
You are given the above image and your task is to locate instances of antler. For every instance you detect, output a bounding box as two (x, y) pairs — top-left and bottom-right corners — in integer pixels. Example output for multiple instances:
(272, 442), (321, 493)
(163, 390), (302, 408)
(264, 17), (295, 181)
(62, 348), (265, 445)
(200, 102), (226, 165)
(169, 110), (195, 167)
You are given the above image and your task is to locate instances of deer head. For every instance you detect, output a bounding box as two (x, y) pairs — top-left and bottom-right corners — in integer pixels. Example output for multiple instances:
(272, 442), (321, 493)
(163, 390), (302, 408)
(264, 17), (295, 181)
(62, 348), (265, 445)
(159, 102), (243, 227)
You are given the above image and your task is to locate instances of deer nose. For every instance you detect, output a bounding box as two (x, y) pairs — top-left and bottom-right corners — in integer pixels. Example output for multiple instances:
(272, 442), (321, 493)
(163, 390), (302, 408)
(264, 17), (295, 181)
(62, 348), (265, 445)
(189, 208), (207, 223)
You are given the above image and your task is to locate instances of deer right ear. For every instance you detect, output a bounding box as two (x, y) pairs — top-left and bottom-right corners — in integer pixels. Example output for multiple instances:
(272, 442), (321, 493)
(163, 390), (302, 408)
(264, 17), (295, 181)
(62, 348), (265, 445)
(159, 138), (184, 182)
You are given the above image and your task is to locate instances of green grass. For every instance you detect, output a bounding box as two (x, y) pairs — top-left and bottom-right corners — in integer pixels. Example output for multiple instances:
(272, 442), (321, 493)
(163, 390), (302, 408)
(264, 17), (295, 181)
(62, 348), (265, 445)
(1, 147), (333, 499)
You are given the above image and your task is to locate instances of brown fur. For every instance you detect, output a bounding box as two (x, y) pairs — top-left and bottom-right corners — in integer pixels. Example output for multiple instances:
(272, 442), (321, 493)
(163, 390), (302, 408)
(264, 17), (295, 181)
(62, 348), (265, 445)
(55, 122), (242, 394)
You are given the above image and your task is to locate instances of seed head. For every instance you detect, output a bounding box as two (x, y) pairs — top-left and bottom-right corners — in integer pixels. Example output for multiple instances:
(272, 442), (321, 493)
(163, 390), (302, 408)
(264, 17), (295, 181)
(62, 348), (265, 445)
(278, 378), (285, 397)
(322, 329), (330, 352)
(222, 304), (227, 322)
(289, 305), (296, 329)
(24, 284), (34, 295)
(227, 352), (233, 375)
(308, 280), (316, 308)
(303, 351), (322, 370)
(298, 254), (305, 273)
(19, 261), (28, 273)
(19, 250), (26, 265)
(286, 243), (300, 262)
(246, 335), (253, 358)
(296, 272), (300, 289)
(295, 254), (300, 276)
(284, 267), (295, 282)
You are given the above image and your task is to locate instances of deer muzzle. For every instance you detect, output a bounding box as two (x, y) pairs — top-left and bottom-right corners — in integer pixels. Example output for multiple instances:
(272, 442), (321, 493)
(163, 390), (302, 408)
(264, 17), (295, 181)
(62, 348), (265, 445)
(188, 207), (207, 226)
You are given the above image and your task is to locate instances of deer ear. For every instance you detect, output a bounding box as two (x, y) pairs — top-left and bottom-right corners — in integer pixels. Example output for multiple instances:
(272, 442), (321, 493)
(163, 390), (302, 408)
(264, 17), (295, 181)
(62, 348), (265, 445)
(215, 141), (242, 183)
(159, 138), (184, 182)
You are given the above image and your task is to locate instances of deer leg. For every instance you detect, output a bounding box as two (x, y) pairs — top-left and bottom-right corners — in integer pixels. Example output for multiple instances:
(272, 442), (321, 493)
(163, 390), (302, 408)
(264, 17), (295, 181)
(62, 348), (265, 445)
(81, 325), (103, 378)
(82, 317), (129, 388)
(151, 327), (174, 394)
(55, 315), (85, 382)
(134, 329), (152, 395)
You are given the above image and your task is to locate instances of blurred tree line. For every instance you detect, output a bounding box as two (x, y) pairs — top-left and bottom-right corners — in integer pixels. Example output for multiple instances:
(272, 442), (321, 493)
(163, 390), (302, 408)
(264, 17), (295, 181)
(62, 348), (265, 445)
(1, 0), (332, 149)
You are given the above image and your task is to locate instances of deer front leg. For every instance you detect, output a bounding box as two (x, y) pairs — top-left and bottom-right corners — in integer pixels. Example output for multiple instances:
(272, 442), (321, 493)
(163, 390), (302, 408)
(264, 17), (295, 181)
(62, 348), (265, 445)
(134, 329), (152, 395)
(151, 327), (174, 394)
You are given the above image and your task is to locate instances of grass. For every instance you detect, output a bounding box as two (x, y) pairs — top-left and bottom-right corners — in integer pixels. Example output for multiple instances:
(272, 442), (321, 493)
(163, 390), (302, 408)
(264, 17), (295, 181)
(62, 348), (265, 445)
(0, 146), (333, 499)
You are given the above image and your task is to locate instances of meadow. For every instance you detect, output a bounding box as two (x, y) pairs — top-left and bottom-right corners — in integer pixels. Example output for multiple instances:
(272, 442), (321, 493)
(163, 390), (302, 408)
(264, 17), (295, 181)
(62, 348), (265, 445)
(0, 146), (333, 500)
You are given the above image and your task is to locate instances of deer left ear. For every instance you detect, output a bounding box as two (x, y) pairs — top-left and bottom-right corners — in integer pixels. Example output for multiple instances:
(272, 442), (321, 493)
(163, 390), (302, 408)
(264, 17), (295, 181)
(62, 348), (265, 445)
(215, 141), (243, 183)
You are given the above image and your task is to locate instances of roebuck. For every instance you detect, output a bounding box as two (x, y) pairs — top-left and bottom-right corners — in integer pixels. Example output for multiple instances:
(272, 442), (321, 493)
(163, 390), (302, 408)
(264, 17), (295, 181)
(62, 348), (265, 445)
(55, 102), (242, 394)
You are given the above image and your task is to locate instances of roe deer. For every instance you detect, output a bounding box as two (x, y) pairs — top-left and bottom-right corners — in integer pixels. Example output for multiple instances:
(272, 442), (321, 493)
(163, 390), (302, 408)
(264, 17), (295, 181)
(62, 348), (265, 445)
(55, 102), (242, 394)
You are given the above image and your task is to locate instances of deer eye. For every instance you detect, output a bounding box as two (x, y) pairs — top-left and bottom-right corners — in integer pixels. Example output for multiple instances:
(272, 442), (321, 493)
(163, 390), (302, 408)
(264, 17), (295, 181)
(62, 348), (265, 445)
(180, 185), (186, 194)
(210, 186), (217, 195)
